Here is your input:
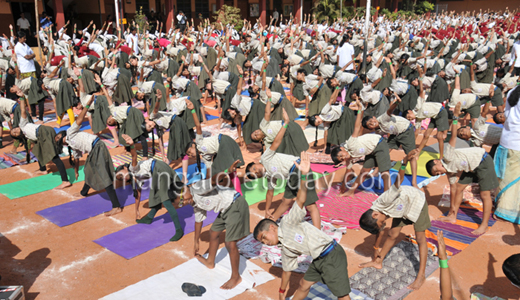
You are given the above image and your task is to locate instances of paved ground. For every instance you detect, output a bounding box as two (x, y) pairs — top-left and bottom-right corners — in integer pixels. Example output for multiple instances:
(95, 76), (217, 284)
(0, 100), (518, 300)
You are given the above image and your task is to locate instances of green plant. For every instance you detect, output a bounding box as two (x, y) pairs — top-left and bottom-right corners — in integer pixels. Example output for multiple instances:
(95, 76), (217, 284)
(312, 0), (343, 23)
(132, 6), (147, 33)
(213, 5), (244, 31)
(414, 1), (434, 14)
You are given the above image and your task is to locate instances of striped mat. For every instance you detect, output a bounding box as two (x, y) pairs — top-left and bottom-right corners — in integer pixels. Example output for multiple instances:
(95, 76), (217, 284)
(407, 201), (496, 256)
(316, 183), (378, 229)
(111, 145), (166, 167)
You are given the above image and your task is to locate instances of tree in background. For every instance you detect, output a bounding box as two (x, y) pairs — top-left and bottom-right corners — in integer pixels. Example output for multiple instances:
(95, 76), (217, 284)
(213, 5), (244, 31)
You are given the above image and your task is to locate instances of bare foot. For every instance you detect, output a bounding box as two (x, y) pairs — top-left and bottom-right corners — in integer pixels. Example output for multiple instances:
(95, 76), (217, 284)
(110, 142), (120, 148)
(8, 149), (18, 154)
(35, 120), (44, 125)
(359, 260), (383, 269)
(437, 213), (457, 224)
(34, 170), (48, 176)
(104, 207), (123, 216)
(220, 276), (242, 290)
(471, 225), (488, 236)
(339, 189), (356, 198)
(195, 254), (215, 269)
(407, 275), (425, 290)
(54, 182), (72, 189)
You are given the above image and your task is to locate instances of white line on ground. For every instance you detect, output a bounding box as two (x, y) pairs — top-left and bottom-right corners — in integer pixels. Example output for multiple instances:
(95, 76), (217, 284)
(171, 249), (189, 260)
(57, 249), (108, 273)
(14, 166), (34, 177)
(109, 217), (128, 226)
(4, 219), (47, 235)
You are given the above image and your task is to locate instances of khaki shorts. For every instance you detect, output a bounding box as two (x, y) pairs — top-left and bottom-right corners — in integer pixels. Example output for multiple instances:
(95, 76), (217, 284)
(387, 125), (416, 154)
(363, 139), (392, 172)
(304, 244), (351, 297)
(392, 199), (431, 232)
(210, 195), (250, 242)
(428, 107), (449, 132)
(458, 155), (499, 191)
(284, 171), (319, 206)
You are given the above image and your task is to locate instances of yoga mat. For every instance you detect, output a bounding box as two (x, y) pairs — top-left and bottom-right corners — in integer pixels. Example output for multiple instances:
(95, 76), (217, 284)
(94, 205), (219, 259)
(205, 114), (218, 121)
(349, 241), (439, 300)
(310, 163), (345, 174)
(0, 156), (14, 169)
(0, 166), (86, 200)
(0, 151), (38, 166)
(36, 163), (205, 227)
(408, 203), (496, 256)
(100, 248), (275, 299)
(423, 138), (471, 153)
(297, 283), (373, 300)
(316, 184), (378, 229)
(36, 185), (148, 227)
(393, 151), (439, 178)
(241, 177), (285, 206)
(54, 121), (91, 133)
(357, 169), (432, 194)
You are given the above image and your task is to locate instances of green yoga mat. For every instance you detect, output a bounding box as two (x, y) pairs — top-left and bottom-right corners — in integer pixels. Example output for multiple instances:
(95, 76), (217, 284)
(240, 172), (324, 206)
(0, 166), (86, 200)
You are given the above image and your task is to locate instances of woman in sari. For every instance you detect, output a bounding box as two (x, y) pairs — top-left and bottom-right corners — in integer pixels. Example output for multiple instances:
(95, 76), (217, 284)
(494, 86), (520, 224)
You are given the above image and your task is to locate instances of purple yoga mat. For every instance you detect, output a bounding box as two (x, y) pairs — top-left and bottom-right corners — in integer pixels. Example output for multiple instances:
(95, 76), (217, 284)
(93, 206), (219, 259)
(36, 185), (149, 227)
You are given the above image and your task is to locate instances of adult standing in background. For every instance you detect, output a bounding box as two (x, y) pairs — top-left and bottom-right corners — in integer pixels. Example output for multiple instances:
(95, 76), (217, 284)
(16, 13), (31, 41)
(337, 35), (355, 73)
(272, 8), (279, 27)
(176, 11), (187, 33)
(494, 86), (520, 224)
(510, 36), (520, 76)
(14, 31), (36, 79)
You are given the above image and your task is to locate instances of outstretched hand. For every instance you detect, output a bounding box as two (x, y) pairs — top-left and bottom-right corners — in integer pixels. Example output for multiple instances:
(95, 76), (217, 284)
(294, 151), (311, 175)
(121, 134), (134, 146)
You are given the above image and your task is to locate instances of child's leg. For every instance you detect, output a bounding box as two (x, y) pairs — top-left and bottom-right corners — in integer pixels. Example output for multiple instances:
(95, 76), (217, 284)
(408, 230), (428, 290)
(271, 197), (294, 221)
(341, 167), (371, 197)
(107, 125), (119, 147)
(137, 203), (161, 224)
(200, 105), (207, 123)
(196, 229), (221, 268)
(306, 203), (321, 229)
(221, 240), (242, 289)
(381, 171), (391, 192)
(360, 226), (401, 269)
(80, 183), (91, 196)
(437, 131), (446, 160)
(104, 184), (123, 216)
(438, 182), (467, 223)
(56, 113), (63, 126)
(139, 134), (149, 158)
(292, 278), (317, 300)
(67, 108), (75, 124)
(52, 156), (72, 189)
(163, 200), (184, 241)
(410, 156), (418, 187)
(38, 100), (45, 121)
(473, 190), (492, 235)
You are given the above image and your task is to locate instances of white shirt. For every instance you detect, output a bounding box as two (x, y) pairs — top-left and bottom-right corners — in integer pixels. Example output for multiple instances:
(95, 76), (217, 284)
(510, 43), (520, 68)
(337, 43), (355, 70)
(126, 33), (139, 55)
(500, 87), (520, 151)
(17, 18), (30, 30)
(14, 42), (35, 73)
(66, 122), (97, 159)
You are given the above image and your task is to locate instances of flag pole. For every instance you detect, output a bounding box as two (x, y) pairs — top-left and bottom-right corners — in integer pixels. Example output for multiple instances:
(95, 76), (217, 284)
(35, 0), (43, 67)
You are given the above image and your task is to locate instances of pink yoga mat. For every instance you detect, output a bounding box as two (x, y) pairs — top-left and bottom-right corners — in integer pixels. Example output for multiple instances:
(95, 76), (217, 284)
(316, 183), (378, 229)
(310, 163), (346, 174)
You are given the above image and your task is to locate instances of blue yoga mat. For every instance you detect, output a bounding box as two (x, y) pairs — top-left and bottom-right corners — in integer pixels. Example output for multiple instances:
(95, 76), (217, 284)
(94, 205), (219, 259)
(54, 121), (91, 133)
(241, 90), (250, 96)
(36, 163), (206, 227)
(205, 114), (218, 121)
(357, 169), (429, 194)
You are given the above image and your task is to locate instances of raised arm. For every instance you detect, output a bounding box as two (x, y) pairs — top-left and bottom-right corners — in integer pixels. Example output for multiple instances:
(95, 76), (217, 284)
(293, 151), (310, 209)
(449, 102), (462, 147)
(351, 100), (364, 138)
(76, 92), (96, 125)
(186, 99), (202, 135)
(264, 88), (273, 122)
(386, 93), (401, 116)
(269, 109), (290, 152)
